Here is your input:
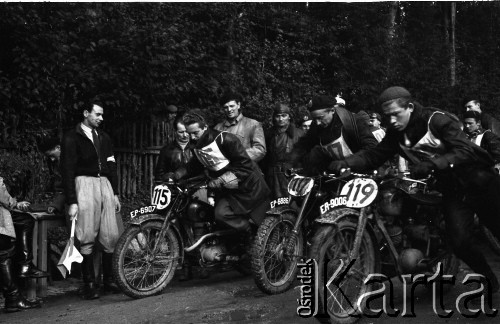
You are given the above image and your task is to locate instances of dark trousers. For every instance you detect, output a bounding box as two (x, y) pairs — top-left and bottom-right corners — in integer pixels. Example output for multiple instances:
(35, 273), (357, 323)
(214, 197), (250, 231)
(442, 169), (500, 289)
(267, 163), (291, 200)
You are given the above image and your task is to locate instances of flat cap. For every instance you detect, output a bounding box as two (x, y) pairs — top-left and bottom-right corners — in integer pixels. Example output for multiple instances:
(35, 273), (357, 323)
(378, 86), (411, 104)
(274, 103), (291, 115)
(308, 95), (336, 112)
(463, 110), (481, 120)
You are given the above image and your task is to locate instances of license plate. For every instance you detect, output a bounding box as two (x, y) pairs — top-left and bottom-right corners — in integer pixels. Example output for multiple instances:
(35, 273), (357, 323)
(270, 197), (290, 209)
(319, 196), (347, 215)
(130, 205), (156, 219)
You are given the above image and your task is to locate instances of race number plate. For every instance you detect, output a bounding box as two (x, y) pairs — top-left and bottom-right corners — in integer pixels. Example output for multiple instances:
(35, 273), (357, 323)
(151, 184), (172, 210)
(130, 205), (156, 219)
(270, 197), (290, 209)
(339, 178), (378, 208)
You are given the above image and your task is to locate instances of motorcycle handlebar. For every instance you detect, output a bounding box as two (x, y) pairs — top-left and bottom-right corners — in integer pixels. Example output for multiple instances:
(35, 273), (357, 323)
(285, 168), (304, 177)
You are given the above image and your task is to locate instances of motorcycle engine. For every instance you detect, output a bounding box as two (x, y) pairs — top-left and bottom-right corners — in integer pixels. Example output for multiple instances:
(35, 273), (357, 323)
(378, 188), (404, 216)
(200, 243), (227, 262)
(186, 201), (212, 222)
(398, 248), (424, 274)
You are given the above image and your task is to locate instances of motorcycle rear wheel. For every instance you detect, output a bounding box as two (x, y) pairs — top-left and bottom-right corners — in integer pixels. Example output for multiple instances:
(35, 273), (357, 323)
(112, 221), (180, 299)
(310, 218), (378, 324)
(251, 212), (304, 294)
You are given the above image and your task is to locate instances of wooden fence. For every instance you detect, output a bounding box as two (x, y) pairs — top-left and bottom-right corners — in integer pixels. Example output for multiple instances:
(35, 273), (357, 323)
(113, 120), (174, 198)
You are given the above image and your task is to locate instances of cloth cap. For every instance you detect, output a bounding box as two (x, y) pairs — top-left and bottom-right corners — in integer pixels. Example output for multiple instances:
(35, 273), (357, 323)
(463, 110), (482, 121)
(378, 86), (412, 104)
(220, 91), (243, 106)
(369, 112), (382, 121)
(308, 95), (336, 112)
(166, 105), (178, 113)
(274, 103), (291, 115)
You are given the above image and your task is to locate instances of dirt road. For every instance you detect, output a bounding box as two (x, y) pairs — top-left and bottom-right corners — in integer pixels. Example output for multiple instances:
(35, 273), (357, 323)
(3, 248), (500, 324)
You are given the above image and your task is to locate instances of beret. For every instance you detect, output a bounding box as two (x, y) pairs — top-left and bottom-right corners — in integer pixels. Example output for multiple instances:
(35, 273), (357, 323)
(463, 110), (481, 120)
(378, 86), (411, 104)
(308, 95), (336, 112)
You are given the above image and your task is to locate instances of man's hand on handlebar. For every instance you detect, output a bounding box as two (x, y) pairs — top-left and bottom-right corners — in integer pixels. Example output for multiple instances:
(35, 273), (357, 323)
(328, 160), (348, 174)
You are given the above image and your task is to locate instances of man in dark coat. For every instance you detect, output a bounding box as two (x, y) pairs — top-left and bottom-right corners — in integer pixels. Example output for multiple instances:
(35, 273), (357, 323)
(61, 101), (123, 299)
(465, 99), (500, 136)
(463, 110), (500, 171)
(331, 86), (500, 298)
(290, 95), (378, 174)
(154, 115), (193, 182)
(264, 103), (304, 199)
(174, 111), (270, 233)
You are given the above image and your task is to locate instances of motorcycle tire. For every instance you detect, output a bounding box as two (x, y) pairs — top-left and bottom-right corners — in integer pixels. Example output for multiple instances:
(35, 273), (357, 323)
(481, 225), (500, 256)
(251, 212), (304, 295)
(112, 220), (180, 299)
(310, 216), (378, 324)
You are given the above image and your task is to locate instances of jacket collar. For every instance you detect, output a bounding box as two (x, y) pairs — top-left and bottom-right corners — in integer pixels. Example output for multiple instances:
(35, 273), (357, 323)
(223, 113), (244, 127)
(76, 123), (99, 137)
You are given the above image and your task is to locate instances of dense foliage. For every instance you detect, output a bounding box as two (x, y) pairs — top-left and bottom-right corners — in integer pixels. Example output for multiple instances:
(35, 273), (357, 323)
(1, 2), (500, 198)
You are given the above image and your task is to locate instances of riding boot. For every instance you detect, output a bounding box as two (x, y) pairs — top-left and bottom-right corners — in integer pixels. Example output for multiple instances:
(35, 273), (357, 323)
(81, 253), (99, 300)
(101, 252), (120, 294)
(1, 258), (41, 312)
(13, 213), (49, 278)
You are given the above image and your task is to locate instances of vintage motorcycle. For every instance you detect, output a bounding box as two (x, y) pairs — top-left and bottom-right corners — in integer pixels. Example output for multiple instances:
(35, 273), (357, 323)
(309, 170), (459, 324)
(251, 168), (353, 295)
(112, 175), (251, 299)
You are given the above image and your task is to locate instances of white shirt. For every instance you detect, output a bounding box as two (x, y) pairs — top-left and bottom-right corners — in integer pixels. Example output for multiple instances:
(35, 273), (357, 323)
(80, 123), (95, 143)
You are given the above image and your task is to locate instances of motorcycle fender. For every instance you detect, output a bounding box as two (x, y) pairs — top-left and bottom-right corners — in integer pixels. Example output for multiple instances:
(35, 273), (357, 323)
(265, 206), (297, 218)
(315, 208), (360, 225)
(128, 213), (184, 265)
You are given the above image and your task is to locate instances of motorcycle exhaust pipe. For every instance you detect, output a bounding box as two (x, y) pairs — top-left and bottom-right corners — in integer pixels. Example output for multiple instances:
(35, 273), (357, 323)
(184, 229), (236, 252)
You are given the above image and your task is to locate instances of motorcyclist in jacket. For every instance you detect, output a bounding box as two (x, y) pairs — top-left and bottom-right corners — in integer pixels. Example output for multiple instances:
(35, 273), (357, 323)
(330, 86), (500, 299)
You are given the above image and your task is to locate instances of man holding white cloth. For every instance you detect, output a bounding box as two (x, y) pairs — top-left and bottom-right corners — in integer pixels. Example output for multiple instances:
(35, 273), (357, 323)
(61, 101), (122, 300)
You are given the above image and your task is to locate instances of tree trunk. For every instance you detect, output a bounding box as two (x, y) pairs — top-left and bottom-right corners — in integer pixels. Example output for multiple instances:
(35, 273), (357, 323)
(385, 2), (398, 79)
(450, 2), (456, 87)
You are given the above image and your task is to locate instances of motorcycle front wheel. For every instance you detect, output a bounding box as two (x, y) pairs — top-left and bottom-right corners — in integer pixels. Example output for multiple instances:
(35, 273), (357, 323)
(112, 220), (180, 299)
(310, 218), (378, 324)
(251, 212), (304, 294)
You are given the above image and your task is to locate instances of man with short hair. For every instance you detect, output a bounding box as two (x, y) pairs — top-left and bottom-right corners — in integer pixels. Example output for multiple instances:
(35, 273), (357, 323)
(331, 86), (500, 298)
(465, 99), (500, 136)
(214, 92), (266, 162)
(290, 95), (378, 174)
(61, 101), (122, 299)
(264, 103), (304, 199)
(154, 115), (193, 182)
(175, 112), (270, 234)
(463, 110), (500, 169)
(368, 112), (386, 143)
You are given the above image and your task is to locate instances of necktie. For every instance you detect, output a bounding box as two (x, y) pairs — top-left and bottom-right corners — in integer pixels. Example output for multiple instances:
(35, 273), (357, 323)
(92, 129), (101, 159)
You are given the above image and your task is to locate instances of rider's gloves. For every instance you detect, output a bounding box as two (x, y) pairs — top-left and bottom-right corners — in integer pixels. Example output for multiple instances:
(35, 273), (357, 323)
(412, 161), (434, 178)
(328, 160), (348, 174)
(208, 172), (239, 189)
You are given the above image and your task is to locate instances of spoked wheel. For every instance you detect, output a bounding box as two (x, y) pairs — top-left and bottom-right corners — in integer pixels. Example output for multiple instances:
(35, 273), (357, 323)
(251, 212), (304, 294)
(112, 221), (180, 299)
(310, 217), (378, 324)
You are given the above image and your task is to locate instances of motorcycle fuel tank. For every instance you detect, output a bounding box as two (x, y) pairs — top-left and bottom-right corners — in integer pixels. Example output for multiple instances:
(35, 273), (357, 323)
(186, 201), (213, 222)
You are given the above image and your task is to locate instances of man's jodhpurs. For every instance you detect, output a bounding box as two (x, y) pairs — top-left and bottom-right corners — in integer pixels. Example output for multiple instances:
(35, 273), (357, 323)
(74, 176), (122, 255)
